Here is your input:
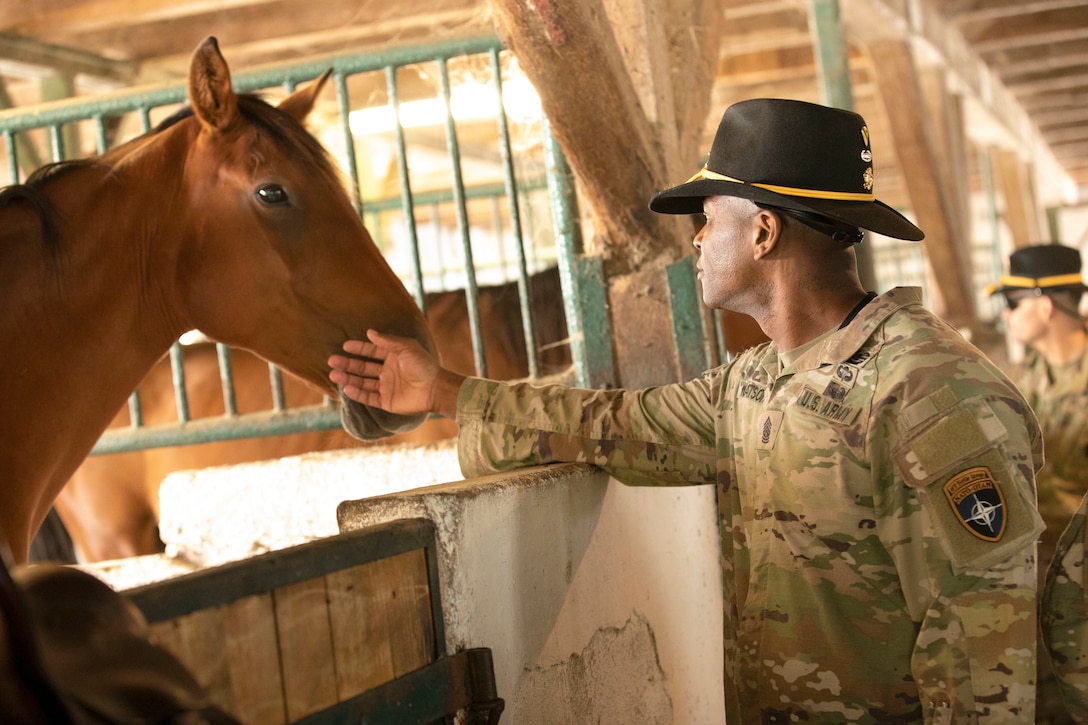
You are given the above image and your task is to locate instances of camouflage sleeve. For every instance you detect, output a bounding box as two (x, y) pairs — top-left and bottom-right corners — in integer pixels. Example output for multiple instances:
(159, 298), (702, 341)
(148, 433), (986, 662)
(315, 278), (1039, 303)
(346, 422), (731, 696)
(886, 384), (1043, 722)
(455, 374), (720, 486)
(1042, 493), (1088, 721)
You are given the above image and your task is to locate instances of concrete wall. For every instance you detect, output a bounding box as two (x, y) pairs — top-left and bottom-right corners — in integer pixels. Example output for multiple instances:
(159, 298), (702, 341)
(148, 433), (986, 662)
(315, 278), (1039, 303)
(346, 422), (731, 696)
(338, 464), (725, 724)
(92, 443), (725, 722)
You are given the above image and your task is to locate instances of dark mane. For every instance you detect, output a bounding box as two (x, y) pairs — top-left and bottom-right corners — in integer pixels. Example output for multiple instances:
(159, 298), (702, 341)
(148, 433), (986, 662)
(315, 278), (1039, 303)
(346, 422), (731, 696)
(0, 91), (342, 253)
(0, 158), (104, 252)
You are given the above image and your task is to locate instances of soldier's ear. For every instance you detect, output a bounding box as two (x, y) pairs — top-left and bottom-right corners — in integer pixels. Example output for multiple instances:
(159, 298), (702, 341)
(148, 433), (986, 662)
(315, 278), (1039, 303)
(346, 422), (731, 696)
(753, 207), (782, 260)
(1038, 295), (1056, 320)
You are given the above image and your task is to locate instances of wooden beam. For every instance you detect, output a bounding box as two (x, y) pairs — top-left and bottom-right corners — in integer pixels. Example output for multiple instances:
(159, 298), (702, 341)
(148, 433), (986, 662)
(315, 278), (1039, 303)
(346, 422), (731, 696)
(867, 39), (977, 327)
(959, 8), (1088, 53)
(919, 65), (972, 266)
(946, 0), (1088, 23)
(0, 32), (138, 82)
(6, 0), (285, 35)
(993, 147), (1044, 247)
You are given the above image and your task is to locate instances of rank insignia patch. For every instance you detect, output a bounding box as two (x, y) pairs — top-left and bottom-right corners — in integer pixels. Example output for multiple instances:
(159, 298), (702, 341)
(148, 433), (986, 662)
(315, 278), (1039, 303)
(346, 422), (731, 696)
(943, 467), (1006, 541)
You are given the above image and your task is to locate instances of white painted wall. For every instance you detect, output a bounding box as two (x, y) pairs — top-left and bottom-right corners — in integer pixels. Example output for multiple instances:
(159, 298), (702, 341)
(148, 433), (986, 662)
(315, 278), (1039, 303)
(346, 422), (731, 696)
(337, 464), (725, 724)
(108, 446), (725, 722)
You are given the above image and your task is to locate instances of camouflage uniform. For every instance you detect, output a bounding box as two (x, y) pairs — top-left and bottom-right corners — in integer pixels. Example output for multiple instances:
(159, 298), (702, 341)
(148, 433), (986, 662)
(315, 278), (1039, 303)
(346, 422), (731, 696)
(1028, 349), (1088, 721)
(1010, 349), (1088, 570)
(1043, 493), (1088, 721)
(457, 287), (1044, 723)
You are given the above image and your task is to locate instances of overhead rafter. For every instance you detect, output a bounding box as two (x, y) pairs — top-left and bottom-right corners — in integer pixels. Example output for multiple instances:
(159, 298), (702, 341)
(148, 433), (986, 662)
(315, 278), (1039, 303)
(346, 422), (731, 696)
(0, 32), (138, 82)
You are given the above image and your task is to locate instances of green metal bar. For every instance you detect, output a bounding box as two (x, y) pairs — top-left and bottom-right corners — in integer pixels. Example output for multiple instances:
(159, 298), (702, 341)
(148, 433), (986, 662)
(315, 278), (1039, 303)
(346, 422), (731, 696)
(215, 343), (238, 417)
(91, 406), (343, 455)
(268, 363), (287, 412)
(93, 116), (108, 153)
(490, 46), (539, 379)
(0, 36), (506, 132)
(126, 391), (144, 428)
(386, 64), (425, 310)
(169, 342), (190, 423)
(48, 124), (63, 161)
(666, 255), (709, 381)
(543, 119), (613, 388)
(365, 179), (546, 212)
(334, 71), (362, 215)
(438, 57), (486, 378)
(809, 0), (877, 293)
(4, 130), (16, 182)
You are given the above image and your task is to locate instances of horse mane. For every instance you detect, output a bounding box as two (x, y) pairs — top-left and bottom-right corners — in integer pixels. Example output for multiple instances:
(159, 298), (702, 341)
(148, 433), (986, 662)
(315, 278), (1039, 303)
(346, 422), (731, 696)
(0, 92), (343, 253)
(0, 157), (105, 252)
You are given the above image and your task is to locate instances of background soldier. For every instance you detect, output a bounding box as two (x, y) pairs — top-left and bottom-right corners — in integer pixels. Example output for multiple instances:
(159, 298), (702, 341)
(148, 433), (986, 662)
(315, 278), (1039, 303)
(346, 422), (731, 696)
(330, 98), (1044, 722)
(990, 244), (1088, 722)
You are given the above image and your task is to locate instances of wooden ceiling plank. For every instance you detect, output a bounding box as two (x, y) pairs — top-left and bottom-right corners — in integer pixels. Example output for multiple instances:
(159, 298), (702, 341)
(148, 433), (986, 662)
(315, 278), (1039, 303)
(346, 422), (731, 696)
(948, 0), (1087, 24)
(1005, 68), (1088, 95)
(964, 10), (1088, 53)
(8, 0), (299, 35)
(30, 0), (483, 66)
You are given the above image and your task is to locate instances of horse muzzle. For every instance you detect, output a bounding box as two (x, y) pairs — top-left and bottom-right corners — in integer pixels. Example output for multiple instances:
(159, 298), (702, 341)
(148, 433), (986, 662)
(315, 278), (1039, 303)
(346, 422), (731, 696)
(337, 390), (427, 441)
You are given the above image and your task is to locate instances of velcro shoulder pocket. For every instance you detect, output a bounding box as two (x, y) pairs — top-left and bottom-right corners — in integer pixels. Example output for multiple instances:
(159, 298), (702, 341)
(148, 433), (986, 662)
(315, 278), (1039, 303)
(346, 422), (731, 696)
(894, 389), (1043, 573)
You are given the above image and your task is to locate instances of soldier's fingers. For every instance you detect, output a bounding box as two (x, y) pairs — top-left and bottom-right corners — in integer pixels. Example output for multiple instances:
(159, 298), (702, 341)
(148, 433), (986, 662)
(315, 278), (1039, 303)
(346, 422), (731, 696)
(328, 354), (383, 377)
(341, 339), (385, 359)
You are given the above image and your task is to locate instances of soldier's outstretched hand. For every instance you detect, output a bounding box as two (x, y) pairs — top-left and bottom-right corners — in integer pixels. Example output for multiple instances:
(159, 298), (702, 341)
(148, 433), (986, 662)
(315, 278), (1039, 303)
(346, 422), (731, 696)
(329, 330), (456, 416)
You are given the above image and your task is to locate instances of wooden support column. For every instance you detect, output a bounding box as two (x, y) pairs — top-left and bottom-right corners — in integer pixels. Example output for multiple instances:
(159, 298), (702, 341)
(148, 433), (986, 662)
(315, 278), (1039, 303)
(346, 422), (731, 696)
(867, 39), (977, 329)
(487, 0), (724, 386)
(917, 65), (975, 303)
(993, 148), (1043, 248)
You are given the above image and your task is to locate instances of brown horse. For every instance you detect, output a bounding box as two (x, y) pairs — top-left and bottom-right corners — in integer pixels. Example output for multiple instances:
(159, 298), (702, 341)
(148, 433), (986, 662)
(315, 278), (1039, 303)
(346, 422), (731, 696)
(0, 37), (436, 563)
(51, 267), (571, 562)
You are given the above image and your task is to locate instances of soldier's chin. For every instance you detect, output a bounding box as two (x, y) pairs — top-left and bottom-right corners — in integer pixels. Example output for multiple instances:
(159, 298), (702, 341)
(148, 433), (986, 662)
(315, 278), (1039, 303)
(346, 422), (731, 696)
(339, 391), (426, 440)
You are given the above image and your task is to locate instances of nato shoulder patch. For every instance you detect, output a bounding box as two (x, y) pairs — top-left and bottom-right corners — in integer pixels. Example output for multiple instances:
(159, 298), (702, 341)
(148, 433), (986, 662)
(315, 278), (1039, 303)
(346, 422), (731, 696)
(942, 466), (1006, 541)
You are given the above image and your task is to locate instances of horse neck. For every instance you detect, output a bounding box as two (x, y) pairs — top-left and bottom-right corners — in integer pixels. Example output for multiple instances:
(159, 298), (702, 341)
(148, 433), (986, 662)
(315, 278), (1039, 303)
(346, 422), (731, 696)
(0, 145), (192, 555)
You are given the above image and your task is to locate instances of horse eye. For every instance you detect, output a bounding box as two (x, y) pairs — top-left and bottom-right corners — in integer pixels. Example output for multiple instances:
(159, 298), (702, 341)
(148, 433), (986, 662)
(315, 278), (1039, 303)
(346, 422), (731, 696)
(256, 184), (289, 205)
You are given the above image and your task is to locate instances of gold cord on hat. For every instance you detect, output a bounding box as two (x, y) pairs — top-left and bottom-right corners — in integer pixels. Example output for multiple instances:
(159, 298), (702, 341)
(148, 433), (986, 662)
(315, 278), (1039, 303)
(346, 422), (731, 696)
(995, 273), (1084, 289)
(687, 166), (876, 202)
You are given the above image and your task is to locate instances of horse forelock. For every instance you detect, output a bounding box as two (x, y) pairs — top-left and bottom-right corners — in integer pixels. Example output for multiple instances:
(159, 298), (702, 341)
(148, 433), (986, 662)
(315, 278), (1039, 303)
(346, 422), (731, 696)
(235, 94), (347, 190)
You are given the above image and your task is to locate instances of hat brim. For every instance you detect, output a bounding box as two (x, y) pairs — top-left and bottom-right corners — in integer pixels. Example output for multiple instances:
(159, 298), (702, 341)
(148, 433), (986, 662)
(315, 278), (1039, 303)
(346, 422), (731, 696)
(986, 280), (1088, 296)
(649, 178), (924, 242)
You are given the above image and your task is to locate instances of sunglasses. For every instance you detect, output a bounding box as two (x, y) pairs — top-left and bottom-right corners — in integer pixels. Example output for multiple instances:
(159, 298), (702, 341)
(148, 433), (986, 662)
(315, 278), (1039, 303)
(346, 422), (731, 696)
(1004, 290), (1042, 311)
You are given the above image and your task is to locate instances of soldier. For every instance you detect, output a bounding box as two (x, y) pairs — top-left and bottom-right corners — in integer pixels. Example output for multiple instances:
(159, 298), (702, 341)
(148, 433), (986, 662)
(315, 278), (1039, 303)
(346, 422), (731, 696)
(988, 244), (1088, 722)
(330, 98), (1044, 723)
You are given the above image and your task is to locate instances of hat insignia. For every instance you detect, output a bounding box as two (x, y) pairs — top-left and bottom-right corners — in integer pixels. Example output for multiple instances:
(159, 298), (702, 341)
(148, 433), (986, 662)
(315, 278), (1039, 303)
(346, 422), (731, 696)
(863, 167), (874, 192)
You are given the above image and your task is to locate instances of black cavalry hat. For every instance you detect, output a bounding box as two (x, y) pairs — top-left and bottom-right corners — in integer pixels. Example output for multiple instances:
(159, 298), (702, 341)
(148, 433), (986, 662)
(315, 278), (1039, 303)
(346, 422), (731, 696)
(986, 244), (1087, 296)
(649, 98), (924, 241)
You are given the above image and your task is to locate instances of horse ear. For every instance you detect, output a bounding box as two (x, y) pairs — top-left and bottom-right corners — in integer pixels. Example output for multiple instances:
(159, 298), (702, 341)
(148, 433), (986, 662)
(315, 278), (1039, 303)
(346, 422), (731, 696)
(277, 69), (333, 122)
(188, 37), (239, 132)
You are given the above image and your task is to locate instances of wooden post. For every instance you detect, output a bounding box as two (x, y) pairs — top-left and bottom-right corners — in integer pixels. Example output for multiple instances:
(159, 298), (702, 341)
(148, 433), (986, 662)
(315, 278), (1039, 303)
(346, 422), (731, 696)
(867, 39), (977, 329)
(486, 0), (724, 385)
(993, 147), (1044, 248)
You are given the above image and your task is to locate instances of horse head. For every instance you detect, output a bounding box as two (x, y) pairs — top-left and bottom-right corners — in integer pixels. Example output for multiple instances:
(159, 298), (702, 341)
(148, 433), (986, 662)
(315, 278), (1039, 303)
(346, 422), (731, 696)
(176, 37), (435, 440)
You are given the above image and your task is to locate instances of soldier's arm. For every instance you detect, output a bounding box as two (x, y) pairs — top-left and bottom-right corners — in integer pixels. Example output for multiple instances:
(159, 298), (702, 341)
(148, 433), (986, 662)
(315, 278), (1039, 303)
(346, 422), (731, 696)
(456, 374), (721, 486)
(883, 387), (1043, 723)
